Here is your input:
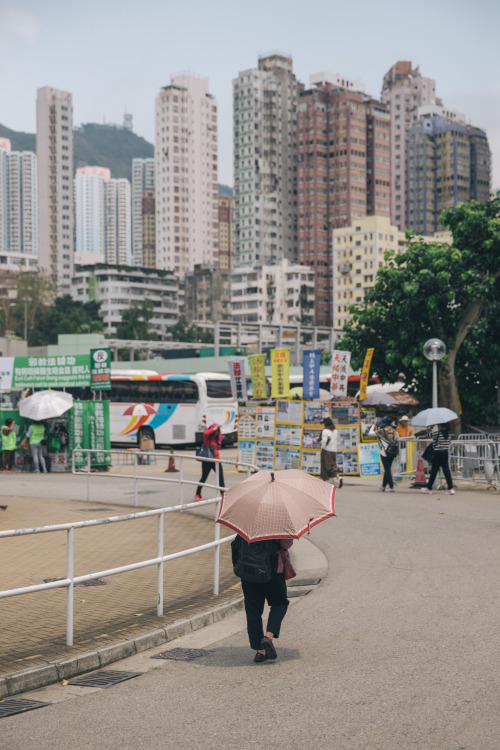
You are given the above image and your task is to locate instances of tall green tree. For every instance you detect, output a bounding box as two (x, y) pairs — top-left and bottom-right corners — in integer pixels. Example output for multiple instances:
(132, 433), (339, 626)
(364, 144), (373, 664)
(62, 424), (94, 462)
(28, 295), (105, 346)
(166, 316), (214, 343)
(338, 194), (500, 428)
(116, 300), (157, 340)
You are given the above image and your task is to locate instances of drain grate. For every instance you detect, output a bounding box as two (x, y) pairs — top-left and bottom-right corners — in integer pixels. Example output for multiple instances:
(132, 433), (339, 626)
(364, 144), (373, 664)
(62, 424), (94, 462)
(289, 577), (322, 587)
(77, 508), (115, 512)
(151, 648), (213, 661)
(68, 670), (142, 688)
(288, 588), (312, 597)
(0, 699), (51, 718)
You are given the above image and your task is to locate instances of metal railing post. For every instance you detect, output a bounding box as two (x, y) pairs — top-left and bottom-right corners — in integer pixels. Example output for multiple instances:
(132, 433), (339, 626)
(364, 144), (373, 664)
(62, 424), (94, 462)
(66, 527), (74, 647)
(87, 452), (91, 503)
(157, 511), (164, 616)
(213, 500), (221, 595)
(180, 456), (184, 507)
(134, 452), (138, 507)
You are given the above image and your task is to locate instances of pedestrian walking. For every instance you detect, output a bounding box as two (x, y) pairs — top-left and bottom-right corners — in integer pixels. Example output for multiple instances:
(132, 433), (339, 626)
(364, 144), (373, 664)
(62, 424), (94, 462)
(27, 420), (47, 473)
(370, 416), (399, 491)
(195, 423), (224, 501)
(232, 535), (294, 663)
(421, 424), (455, 494)
(320, 417), (342, 488)
(1, 418), (17, 472)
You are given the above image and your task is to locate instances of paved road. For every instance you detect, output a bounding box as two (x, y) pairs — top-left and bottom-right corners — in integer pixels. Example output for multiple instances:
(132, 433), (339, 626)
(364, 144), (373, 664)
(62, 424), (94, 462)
(2, 479), (499, 749)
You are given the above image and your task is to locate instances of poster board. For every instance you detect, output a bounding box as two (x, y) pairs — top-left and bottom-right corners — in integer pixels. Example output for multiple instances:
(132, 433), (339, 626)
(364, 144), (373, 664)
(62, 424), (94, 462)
(358, 442), (382, 477)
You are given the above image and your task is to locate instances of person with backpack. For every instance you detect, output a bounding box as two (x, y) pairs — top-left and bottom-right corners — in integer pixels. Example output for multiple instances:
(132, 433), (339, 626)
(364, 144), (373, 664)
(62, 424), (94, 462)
(195, 423), (225, 501)
(369, 416), (399, 492)
(421, 424), (455, 495)
(231, 534), (294, 663)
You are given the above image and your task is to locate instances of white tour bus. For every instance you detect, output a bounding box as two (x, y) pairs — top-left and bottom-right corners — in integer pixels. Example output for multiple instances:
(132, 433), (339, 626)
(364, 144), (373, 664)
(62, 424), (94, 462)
(108, 370), (238, 447)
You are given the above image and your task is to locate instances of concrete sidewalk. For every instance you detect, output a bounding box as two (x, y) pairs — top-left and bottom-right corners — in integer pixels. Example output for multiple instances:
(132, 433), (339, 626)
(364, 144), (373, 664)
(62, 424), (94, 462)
(0, 476), (327, 699)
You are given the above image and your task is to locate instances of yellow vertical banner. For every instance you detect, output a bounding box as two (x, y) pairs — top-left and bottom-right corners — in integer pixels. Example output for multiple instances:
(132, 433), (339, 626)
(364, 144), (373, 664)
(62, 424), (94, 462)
(359, 348), (374, 401)
(248, 354), (267, 400)
(270, 349), (291, 398)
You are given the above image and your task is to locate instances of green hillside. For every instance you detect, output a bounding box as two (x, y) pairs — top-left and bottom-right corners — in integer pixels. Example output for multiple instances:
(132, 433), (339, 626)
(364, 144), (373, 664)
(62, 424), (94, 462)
(0, 122), (153, 181)
(0, 122), (234, 192)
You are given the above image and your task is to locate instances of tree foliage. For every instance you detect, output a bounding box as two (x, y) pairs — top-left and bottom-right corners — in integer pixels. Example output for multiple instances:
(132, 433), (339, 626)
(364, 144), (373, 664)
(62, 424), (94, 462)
(28, 295), (104, 346)
(166, 316), (214, 344)
(338, 194), (500, 427)
(116, 300), (157, 340)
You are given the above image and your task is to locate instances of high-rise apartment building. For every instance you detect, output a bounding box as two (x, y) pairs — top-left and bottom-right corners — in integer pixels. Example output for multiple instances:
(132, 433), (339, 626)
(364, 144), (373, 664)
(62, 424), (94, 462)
(233, 54), (303, 269)
(132, 158), (155, 266)
(0, 138), (38, 271)
(407, 105), (491, 234)
(74, 166), (109, 266)
(142, 190), (156, 268)
(381, 61), (438, 231)
(218, 195), (234, 270)
(296, 73), (390, 326)
(104, 178), (132, 266)
(36, 86), (74, 294)
(155, 74), (218, 277)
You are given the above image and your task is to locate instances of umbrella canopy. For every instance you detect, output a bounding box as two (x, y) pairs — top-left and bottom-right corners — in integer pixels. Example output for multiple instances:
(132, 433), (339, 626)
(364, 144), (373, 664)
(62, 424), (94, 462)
(411, 407), (458, 427)
(386, 391), (420, 406)
(217, 469), (335, 542)
(19, 390), (73, 421)
(360, 391), (398, 406)
(289, 387), (332, 401)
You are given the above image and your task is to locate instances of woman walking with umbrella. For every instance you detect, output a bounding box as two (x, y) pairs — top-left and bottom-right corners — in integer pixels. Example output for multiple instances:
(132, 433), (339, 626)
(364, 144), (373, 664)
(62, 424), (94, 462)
(421, 423), (455, 495)
(218, 469), (336, 662)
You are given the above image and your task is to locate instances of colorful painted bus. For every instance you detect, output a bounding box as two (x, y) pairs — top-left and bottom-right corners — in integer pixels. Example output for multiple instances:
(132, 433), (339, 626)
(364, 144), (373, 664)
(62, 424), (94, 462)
(108, 370), (238, 447)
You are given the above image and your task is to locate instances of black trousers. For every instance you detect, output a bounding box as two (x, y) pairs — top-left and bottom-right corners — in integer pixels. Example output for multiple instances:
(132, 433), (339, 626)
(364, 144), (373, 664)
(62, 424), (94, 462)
(2, 450), (15, 470)
(427, 451), (453, 490)
(381, 455), (395, 489)
(241, 573), (289, 650)
(196, 461), (225, 497)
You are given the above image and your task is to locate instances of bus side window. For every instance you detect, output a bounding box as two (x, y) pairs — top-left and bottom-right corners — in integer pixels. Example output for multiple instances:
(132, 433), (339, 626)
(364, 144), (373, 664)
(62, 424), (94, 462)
(170, 381), (198, 403)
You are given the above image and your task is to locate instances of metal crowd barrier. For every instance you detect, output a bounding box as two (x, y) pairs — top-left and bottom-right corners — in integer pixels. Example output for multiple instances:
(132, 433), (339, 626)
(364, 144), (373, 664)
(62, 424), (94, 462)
(397, 436), (500, 488)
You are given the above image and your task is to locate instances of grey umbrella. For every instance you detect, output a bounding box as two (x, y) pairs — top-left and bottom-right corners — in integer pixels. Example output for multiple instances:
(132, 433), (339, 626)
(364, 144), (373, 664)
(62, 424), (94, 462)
(360, 392), (398, 406)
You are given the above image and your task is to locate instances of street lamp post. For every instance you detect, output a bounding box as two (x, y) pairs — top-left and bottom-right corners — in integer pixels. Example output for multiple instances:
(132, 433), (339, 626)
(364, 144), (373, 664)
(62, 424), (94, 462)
(423, 338), (446, 408)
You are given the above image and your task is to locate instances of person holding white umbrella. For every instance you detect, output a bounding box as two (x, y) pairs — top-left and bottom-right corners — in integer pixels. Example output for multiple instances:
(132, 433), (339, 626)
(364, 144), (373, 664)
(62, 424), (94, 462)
(26, 420), (48, 473)
(421, 423), (455, 495)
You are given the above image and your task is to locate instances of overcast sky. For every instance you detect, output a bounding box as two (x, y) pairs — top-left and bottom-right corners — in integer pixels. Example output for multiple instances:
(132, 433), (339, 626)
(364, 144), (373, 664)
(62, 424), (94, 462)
(1, 0), (499, 189)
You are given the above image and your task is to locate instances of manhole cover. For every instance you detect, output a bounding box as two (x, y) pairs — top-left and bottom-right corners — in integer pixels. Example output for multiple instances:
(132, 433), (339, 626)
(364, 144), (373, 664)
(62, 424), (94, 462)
(68, 670), (142, 688)
(288, 588), (312, 597)
(0, 699), (51, 718)
(151, 648), (213, 661)
(289, 577), (322, 587)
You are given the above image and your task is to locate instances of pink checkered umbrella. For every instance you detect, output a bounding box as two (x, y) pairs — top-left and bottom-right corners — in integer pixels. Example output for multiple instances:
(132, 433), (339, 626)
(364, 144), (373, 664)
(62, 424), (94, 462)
(217, 469), (335, 542)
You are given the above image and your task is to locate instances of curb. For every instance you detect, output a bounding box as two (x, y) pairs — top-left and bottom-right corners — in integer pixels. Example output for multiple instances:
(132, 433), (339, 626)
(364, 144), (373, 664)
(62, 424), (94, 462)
(0, 596), (245, 700)
(0, 537), (328, 699)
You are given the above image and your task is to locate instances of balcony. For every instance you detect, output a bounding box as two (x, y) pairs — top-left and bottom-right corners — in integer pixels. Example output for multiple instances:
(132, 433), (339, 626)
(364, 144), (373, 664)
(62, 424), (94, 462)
(338, 263), (351, 274)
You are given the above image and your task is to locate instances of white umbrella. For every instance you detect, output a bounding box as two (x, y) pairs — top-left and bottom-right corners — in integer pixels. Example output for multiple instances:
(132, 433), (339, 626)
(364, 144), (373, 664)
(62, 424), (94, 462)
(411, 407), (458, 427)
(19, 390), (74, 421)
(359, 392), (398, 406)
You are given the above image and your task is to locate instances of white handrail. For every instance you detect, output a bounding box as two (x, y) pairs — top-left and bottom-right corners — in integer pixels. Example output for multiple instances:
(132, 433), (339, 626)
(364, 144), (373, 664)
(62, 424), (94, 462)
(1, 454), (258, 647)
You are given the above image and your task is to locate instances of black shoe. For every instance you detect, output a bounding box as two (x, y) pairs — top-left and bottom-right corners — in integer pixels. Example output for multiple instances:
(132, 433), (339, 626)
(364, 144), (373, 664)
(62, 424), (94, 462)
(254, 652), (268, 663)
(337, 477), (343, 489)
(261, 636), (277, 660)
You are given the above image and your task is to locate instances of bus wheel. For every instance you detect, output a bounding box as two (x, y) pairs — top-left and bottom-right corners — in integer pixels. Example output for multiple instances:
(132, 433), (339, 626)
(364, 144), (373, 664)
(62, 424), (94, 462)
(138, 426), (155, 449)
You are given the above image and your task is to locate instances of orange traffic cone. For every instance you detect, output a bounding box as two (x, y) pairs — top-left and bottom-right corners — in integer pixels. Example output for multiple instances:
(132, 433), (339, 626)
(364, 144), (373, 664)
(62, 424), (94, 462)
(411, 452), (427, 488)
(164, 449), (178, 473)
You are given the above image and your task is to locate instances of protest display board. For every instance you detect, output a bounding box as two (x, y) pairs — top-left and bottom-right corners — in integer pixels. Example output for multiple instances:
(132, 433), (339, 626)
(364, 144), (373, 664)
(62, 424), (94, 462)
(237, 399), (363, 475)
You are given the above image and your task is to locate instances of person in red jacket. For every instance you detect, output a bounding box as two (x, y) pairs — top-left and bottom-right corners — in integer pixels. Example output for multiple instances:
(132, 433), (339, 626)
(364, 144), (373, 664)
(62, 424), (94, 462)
(195, 423), (225, 501)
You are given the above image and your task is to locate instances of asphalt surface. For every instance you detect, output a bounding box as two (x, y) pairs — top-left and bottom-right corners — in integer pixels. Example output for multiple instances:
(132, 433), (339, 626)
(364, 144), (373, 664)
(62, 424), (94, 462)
(1, 463), (499, 749)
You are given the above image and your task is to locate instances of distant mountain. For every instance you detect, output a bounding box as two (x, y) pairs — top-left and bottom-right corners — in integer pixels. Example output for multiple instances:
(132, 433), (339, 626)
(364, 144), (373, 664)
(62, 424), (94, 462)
(0, 122), (152, 182)
(0, 122), (234, 192)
